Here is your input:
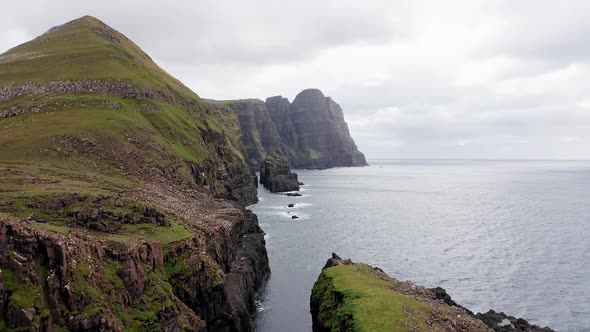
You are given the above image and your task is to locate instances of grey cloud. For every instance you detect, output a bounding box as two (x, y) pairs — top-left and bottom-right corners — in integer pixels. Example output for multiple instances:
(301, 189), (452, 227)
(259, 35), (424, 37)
(0, 1), (401, 65)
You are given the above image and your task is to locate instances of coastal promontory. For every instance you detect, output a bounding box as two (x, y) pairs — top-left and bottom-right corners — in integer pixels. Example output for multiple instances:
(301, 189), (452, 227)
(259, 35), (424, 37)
(311, 254), (554, 332)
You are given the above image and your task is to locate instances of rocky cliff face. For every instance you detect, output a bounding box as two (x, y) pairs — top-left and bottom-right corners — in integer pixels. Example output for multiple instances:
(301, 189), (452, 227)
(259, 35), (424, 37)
(311, 254), (554, 332)
(0, 16), (268, 331)
(212, 99), (287, 168)
(259, 152), (300, 193)
(207, 89), (367, 170)
(286, 89), (367, 168)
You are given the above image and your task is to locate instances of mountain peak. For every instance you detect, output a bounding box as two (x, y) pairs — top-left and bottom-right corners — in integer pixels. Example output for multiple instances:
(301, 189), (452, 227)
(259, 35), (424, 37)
(295, 88), (325, 99)
(0, 15), (196, 98)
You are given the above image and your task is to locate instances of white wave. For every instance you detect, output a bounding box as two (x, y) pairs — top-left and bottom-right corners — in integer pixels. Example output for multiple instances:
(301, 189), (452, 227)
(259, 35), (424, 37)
(255, 300), (271, 313)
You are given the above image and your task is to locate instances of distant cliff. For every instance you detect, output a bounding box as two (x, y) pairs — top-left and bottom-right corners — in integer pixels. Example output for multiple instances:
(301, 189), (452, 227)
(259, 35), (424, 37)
(206, 89), (367, 169)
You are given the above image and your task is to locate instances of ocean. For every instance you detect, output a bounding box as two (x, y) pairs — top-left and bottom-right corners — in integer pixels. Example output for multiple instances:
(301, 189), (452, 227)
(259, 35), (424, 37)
(251, 160), (590, 332)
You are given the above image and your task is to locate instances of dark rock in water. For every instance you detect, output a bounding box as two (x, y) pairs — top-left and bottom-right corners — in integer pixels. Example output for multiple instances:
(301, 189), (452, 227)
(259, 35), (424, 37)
(260, 151), (300, 192)
(285, 193), (302, 197)
(291, 215), (299, 219)
(299, 182), (304, 185)
(430, 287), (554, 332)
(475, 310), (554, 332)
(287, 203), (294, 208)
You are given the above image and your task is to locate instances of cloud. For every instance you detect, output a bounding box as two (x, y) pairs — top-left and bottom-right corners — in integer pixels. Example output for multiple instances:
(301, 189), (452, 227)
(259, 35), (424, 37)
(1, 0), (589, 159)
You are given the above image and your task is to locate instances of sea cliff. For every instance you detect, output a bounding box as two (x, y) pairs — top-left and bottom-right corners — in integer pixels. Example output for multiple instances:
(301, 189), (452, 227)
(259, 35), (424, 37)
(206, 89), (367, 170)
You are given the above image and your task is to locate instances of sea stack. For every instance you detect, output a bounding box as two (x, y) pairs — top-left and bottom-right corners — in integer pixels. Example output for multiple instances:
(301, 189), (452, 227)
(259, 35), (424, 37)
(260, 151), (301, 192)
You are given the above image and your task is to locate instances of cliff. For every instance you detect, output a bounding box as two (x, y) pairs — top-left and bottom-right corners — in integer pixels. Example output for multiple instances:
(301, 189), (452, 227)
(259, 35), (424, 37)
(206, 89), (367, 170)
(206, 99), (287, 168)
(311, 254), (554, 332)
(0, 16), (268, 331)
(283, 89), (367, 169)
(259, 152), (300, 193)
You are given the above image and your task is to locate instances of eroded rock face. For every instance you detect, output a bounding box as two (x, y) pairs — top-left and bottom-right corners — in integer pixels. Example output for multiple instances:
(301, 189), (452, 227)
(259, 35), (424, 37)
(259, 152), (300, 193)
(208, 89), (367, 170)
(286, 89), (367, 168)
(229, 100), (286, 168)
(0, 206), (269, 331)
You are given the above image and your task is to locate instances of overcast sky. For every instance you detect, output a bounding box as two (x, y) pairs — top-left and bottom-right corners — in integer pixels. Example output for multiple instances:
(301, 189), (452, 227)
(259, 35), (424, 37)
(2, 1), (589, 159)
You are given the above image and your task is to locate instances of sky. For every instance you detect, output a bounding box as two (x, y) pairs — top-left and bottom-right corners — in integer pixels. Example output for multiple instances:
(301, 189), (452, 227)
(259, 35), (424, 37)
(1, 0), (590, 159)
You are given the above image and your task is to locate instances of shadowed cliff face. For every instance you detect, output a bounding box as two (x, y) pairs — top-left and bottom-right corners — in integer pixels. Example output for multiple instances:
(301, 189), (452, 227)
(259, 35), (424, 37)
(286, 89), (367, 169)
(225, 100), (287, 167)
(209, 89), (367, 170)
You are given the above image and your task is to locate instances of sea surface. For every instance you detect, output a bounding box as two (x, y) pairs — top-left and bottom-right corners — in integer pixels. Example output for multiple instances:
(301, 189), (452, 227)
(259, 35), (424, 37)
(251, 160), (590, 332)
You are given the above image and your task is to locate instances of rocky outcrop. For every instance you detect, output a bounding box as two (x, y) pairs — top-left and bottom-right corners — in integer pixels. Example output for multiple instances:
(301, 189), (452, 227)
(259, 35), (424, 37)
(206, 89), (367, 170)
(475, 310), (554, 332)
(259, 152), (300, 193)
(0, 80), (174, 104)
(311, 254), (554, 332)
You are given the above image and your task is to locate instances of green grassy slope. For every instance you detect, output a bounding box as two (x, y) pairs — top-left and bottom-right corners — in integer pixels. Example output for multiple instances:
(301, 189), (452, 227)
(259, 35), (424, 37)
(0, 15), (249, 194)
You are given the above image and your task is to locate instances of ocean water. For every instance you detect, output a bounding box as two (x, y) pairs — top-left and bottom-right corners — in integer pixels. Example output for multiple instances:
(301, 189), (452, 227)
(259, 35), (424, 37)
(251, 160), (590, 332)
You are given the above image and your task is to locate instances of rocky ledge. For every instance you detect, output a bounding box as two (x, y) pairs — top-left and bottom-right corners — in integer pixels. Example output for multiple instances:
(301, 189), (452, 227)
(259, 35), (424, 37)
(311, 254), (554, 332)
(259, 151), (300, 193)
